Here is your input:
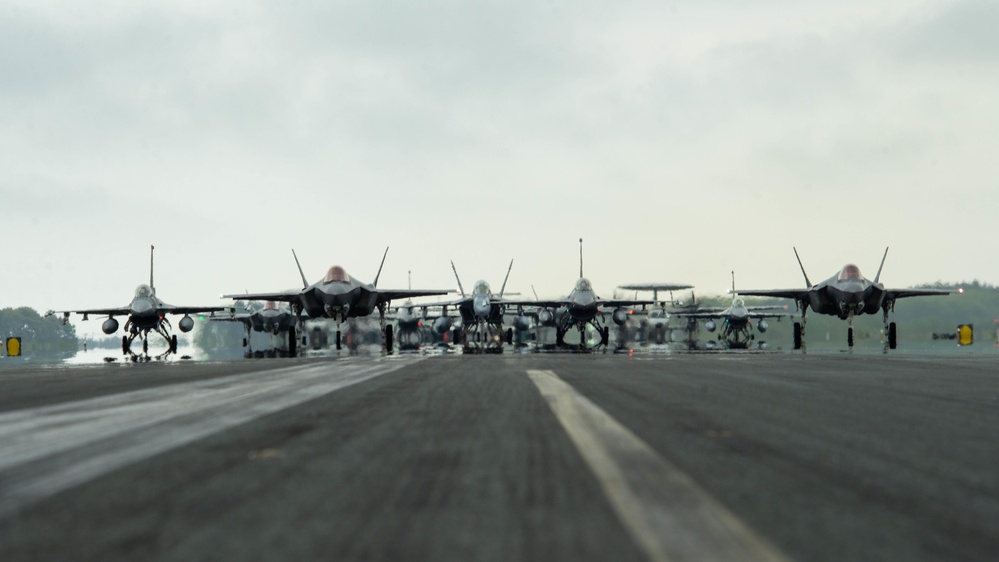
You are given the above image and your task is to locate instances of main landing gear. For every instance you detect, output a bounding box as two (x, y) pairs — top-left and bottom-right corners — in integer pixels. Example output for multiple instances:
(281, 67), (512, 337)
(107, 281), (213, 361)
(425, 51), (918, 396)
(554, 323), (610, 352)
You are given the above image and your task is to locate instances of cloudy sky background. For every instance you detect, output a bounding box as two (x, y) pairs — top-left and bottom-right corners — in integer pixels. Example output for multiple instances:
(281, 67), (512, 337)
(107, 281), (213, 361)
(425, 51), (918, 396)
(2, 0), (997, 336)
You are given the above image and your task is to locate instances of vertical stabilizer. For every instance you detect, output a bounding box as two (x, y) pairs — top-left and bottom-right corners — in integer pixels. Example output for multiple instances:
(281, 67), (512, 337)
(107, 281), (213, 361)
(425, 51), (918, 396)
(874, 247), (889, 284)
(149, 245), (155, 293)
(731, 271), (736, 295)
(291, 249), (309, 289)
(579, 238), (584, 278)
(450, 260), (466, 298)
(793, 247), (812, 287)
(373, 247), (389, 288)
(499, 259), (514, 298)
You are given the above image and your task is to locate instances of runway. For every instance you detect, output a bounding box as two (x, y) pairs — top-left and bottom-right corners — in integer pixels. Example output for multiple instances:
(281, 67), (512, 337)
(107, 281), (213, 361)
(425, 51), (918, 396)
(0, 353), (996, 561)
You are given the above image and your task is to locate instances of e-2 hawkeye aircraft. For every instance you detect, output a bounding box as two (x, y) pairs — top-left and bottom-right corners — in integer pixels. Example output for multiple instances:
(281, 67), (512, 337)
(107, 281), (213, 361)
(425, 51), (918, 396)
(49, 245), (231, 359)
(737, 247), (958, 352)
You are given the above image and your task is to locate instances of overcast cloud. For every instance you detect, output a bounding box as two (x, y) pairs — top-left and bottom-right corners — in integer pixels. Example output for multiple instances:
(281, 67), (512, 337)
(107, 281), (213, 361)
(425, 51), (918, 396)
(2, 0), (996, 337)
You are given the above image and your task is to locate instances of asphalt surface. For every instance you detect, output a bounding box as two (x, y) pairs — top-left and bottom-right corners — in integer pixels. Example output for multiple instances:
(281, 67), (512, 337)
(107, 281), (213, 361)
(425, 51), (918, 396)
(0, 352), (996, 561)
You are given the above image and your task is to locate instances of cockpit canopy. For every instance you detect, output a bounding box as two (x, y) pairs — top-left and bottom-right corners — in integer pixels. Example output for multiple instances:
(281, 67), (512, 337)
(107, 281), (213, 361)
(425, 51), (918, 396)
(575, 277), (593, 292)
(323, 266), (351, 284)
(134, 284), (154, 298)
(472, 280), (491, 296)
(837, 264), (863, 281)
(264, 301), (278, 311)
(732, 297), (745, 308)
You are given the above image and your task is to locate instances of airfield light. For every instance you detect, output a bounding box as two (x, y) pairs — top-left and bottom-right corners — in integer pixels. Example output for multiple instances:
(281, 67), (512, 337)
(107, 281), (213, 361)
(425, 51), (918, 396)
(957, 324), (974, 346)
(6, 337), (21, 357)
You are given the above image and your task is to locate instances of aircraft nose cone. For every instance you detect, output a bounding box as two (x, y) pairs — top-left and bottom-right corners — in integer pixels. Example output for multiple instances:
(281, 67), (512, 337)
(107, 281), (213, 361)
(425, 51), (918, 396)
(131, 300), (155, 315)
(473, 296), (491, 319)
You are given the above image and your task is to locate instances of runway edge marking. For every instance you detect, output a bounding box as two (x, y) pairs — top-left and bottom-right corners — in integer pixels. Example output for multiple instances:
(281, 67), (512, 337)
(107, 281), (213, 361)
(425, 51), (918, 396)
(526, 369), (790, 562)
(0, 358), (421, 519)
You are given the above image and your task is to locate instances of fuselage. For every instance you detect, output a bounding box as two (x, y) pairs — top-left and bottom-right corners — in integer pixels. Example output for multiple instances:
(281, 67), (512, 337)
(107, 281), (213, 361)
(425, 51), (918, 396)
(249, 302), (297, 333)
(558, 278), (600, 325)
(807, 266), (886, 318)
(126, 285), (165, 330)
(458, 280), (504, 325)
(299, 267), (379, 320)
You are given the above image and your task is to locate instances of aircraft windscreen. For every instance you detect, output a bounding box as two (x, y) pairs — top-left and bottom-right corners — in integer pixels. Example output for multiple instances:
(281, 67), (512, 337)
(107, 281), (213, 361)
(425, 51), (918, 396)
(733, 298), (745, 308)
(837, 264), (863, 281)
(134, 284), (153, 298)
(472, 280), (490, 296)
(264, 301), (278, 310)
(575, 278), (592, 291)
(324, 266), (351, 283)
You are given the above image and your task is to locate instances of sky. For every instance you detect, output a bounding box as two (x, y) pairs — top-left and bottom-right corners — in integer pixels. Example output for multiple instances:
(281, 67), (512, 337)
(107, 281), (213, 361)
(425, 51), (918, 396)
(2, 0), (997, 337)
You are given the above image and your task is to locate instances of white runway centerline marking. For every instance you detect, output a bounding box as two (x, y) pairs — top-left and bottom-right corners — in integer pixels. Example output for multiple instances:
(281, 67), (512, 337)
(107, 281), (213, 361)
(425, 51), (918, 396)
(526, 369), (790, 562)
(0, 359), (415, 518)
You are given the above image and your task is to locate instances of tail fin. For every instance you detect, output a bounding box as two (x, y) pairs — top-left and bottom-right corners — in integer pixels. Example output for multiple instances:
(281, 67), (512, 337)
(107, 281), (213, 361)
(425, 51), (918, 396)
(373, 247), (389, 288)
(291, 249), (308, 289)
(731, 270), (736, 295)
(579, 238), (584, 278)
(499, 259), (514, 298)
(874, 247), (889, 284)
(149, 245), (155, 293)
(450, 260), (466, 298)
(793, 247), (812, 287)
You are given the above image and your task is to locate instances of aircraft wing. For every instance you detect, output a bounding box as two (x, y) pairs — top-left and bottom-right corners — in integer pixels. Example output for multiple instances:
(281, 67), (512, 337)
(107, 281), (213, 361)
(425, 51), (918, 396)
(159, 305), (232, 316)
(617, 283), (694, 291)
(886, 288), (957, 300)
(210, 313), (251, 324)
(735, 289), (811, 300)
(221, 290), (303, 303)
(597, 299), (656, 308)
(376, 289), (453, 304)
(51, 307), (131, 318)
(505, 299), (569, 309)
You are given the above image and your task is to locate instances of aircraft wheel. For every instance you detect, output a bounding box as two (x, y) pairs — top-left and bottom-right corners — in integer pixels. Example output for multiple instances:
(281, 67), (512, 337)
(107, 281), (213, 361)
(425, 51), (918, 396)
(847, 327), (854, 348)
(793, 322), (802, 350)
(122, 336), (129, 355)
(143, 339), (148, 354)
(385, 325), (394, 354)
(556, 329), (565, 346)
(242, 338), (248, 347)
(170, 335), (178, 354)
(601, 327), (610, 346)
(888, 322), (897, 350)
(506, 328), (514, 345)
(288, 327), (297, 358)
(336, 329), (342, 350)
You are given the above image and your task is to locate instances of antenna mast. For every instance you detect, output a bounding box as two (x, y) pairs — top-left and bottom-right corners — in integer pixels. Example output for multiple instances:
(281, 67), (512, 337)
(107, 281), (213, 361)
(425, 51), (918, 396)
(149, 245), (155, 292)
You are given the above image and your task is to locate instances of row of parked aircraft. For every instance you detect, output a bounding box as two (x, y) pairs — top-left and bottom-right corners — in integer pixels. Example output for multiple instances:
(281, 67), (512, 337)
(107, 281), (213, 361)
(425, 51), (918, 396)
(49, 241), (957, 359)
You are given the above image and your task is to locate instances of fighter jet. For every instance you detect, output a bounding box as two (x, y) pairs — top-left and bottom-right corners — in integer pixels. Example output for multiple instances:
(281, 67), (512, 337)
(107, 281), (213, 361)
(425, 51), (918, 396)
(221, 248), (451, 353)
(738, 247), (957, 352)
(212, 300), (300, 357)
(390, 299), (432, 351)
(50, 245), (230, 359)
(517, 239), (657, 350)
(669, 273), (788, 350)
(617, 282), (696, 346)
(426, 260), (517, 354)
